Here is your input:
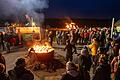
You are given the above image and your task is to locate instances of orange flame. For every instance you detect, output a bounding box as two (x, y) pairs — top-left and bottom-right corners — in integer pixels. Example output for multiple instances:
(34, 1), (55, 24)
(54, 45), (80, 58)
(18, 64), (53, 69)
(66, 22), (77, 30)
(29, 41), (54, 53)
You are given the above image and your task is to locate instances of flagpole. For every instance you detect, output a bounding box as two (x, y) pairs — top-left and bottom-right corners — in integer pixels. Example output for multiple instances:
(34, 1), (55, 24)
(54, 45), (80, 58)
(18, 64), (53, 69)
(111, 18), (115, 38)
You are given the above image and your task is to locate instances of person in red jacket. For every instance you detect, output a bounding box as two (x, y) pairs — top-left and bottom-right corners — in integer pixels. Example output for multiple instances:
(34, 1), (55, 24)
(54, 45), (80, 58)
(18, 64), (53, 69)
(10, 37), (16, 46)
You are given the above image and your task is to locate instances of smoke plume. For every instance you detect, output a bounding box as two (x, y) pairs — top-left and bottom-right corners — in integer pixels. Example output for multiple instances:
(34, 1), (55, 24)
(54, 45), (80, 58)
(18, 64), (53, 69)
(0, 0), (49, 26)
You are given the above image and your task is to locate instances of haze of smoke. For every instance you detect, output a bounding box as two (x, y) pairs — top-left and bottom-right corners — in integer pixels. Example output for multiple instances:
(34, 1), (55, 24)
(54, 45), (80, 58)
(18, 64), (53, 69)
(0, 0), (49, 25)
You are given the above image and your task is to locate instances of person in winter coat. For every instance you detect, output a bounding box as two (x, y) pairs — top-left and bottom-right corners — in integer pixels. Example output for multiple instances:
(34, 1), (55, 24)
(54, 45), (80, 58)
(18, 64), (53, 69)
(8, 58), (34, 80)
(115, 56), (120, 80)
(78, 46), (91, 80)
(83, 30), (89, 45)
(78, 46), (92, 72)
(0, 63), (10, 80)
(64, 39), (77, 62)
(113, 42), (119, 57)
(61, 61), (83, 80)
(92, 54), (111, 80)
(0, 32), (5, 51)
(113, 30), (119, 39)
(88, 38), (99, 64)
(111, 53), (120, 80)
(99, 31), (106, 47)
(0, 53), (6, 73)
(48, 31), (54, 46)
(105, 38), (112, 53)
(4, 33), (11, 53)
(93, 47), (107, 74)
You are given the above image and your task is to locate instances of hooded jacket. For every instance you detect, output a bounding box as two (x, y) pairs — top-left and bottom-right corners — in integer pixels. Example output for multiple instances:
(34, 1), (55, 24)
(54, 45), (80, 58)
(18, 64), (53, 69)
(89, 41), (99, 56)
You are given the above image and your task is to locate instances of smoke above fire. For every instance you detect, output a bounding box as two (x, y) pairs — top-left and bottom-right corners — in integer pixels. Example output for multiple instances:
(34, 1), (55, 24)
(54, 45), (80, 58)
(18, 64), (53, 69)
(0, 0), (49, 25)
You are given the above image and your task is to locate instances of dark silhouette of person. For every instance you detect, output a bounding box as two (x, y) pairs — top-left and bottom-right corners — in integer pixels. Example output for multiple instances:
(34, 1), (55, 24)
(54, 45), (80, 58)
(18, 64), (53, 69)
(0, 53), (6, 73)
(48, 31), (54, 46)
(64, 39), (77, 62)
(61, 61), (84, 80)
(0, 63), (10, 80)
(0, 32), (5, 51)
(8, 58), (34, 80)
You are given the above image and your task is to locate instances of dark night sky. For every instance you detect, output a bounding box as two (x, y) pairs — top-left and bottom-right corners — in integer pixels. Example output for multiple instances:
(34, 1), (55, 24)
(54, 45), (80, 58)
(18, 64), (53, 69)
(45, 0), (120, 19)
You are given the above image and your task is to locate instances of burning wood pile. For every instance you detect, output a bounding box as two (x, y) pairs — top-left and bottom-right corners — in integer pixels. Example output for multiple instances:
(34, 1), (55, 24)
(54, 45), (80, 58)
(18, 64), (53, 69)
(28, 41), (54, 61)
(31, 41), (54, 53)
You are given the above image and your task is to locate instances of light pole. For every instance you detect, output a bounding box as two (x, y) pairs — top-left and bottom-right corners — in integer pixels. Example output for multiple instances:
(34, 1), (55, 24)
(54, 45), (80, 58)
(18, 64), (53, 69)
(111, 18), (115, 38)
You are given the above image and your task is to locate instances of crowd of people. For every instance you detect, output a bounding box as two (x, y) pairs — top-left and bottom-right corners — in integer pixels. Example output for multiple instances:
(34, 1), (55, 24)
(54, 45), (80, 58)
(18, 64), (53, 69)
(48, 27), (120, 80)
(0, 31), (20, 53)
(0, 26), (119, 80)
(0, 29), (34, 80)
(58, 27), (120, 80)
(53, 27), (119, 46)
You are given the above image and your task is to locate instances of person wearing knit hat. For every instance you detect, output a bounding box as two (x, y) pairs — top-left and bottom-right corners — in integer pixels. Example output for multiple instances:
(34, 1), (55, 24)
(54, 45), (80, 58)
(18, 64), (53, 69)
(79, 45), (92, 79)
(66, 61), (77, 71)
(61, 61), (83, 80)
(78, 46), (92, 73)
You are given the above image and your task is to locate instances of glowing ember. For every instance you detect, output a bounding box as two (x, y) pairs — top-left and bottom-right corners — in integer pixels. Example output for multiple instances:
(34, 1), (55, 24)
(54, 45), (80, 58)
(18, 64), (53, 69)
(29, 42), (54, 53)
